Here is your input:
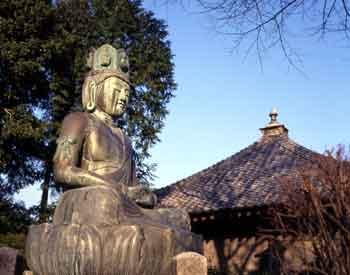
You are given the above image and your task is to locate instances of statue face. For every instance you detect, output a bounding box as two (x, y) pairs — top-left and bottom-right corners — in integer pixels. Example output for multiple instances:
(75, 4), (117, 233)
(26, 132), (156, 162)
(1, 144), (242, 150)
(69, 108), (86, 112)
(98, 77), (130, 117)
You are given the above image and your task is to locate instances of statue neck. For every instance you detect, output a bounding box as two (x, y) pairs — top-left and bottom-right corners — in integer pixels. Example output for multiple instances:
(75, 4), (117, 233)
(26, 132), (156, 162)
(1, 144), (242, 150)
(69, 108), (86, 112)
(92, 109), (114, 127)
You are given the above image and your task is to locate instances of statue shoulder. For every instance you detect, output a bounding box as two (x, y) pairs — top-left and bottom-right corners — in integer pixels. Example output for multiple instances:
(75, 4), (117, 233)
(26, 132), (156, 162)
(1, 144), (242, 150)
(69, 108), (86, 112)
(59, 112), (90, 138)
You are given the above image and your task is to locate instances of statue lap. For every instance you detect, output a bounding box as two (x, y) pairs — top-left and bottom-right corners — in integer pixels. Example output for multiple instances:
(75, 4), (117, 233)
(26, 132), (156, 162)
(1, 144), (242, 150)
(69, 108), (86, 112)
(26, 187), (203, 275)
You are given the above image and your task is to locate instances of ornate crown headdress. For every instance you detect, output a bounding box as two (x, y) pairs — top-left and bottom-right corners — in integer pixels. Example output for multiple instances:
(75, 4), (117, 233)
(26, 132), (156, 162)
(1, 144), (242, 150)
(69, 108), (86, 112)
(86, 44), (130, 84)
(82, 44), (130, 111)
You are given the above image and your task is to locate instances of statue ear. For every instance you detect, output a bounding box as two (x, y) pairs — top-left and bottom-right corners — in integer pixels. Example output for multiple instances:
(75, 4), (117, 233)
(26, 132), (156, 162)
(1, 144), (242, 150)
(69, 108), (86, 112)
(83, 80), (96, 112)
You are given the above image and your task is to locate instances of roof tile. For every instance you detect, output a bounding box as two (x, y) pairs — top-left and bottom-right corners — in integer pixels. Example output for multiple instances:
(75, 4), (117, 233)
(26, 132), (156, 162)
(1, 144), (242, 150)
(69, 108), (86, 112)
(155, 135), (321, 213)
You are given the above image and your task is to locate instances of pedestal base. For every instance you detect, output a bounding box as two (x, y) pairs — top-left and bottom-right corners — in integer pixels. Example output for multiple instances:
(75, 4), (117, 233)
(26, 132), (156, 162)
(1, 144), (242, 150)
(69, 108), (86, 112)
(25, 186), (204, 275)
(26, 222), (202, 275)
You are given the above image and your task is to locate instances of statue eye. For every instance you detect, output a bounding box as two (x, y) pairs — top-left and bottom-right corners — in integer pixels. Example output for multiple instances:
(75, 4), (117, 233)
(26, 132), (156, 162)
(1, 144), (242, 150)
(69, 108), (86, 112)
(119, 54), (129, 73)
(120, 62), (129, 73)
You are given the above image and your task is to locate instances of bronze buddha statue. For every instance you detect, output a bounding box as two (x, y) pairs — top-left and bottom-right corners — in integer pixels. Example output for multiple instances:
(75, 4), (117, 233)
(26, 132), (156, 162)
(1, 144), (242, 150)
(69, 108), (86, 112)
(25, 44), (202, 275)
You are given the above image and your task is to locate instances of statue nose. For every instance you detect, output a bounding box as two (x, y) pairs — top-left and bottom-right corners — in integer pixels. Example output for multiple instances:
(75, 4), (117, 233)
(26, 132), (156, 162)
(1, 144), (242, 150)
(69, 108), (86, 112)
(120, 88), (129, 100)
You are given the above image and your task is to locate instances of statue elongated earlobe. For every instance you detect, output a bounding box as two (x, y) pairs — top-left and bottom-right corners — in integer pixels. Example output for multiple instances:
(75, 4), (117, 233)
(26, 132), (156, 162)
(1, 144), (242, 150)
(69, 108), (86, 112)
(86, 81), (96, 111)
(83, 80), (97, 112)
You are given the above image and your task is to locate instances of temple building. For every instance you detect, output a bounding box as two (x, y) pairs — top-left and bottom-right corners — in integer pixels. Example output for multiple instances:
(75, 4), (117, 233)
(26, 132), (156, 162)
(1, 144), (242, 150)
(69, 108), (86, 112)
(156, 109), (321, 274)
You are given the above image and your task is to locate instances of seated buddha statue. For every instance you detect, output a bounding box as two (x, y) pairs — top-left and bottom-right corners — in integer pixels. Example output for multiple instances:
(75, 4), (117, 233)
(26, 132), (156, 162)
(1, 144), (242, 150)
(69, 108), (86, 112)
(25, 44), (202, 275)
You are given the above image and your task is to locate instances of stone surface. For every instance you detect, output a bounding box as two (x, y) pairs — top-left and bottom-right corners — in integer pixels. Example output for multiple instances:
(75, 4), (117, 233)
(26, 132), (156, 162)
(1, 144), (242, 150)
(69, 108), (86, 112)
(174, 252), (208, 275)
(0, 247), (25, 275)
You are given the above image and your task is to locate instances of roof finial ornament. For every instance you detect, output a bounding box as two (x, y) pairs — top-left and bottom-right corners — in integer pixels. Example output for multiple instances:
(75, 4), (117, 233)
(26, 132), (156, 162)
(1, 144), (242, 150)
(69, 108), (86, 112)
(269, 107), (278, 124)
(260, 107), (288, 138)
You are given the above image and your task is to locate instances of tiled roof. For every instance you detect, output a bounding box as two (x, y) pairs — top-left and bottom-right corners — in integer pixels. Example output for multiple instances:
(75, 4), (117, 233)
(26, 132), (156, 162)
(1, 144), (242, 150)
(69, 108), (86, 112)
(155, 134), (321, 214)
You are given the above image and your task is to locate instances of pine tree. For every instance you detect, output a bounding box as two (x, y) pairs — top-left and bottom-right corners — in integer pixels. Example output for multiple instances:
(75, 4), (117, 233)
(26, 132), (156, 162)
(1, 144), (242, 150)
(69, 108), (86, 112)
(0, 0), (53, 198)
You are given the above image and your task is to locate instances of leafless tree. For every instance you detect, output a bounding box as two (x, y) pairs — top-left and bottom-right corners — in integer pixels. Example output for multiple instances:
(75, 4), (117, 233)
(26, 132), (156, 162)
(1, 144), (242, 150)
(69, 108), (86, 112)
(270, 146), (350, 274)
(165, 0), (350, 67)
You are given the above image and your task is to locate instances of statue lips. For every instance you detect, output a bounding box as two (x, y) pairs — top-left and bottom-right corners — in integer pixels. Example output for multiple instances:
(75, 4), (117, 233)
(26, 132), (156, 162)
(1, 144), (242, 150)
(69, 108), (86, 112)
(114, 100), (125, 115)
(118, 101), (125, 109)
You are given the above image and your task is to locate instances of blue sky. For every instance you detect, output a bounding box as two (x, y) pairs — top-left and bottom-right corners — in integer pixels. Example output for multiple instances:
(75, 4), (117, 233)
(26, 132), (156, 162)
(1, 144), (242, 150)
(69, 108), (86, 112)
(17, 1), (350, 206)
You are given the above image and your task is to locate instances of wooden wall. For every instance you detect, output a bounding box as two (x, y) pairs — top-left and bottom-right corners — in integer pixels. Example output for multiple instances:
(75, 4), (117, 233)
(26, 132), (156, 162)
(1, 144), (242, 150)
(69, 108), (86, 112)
(203, 235), (270, 274)
(190, 209), (314, 275)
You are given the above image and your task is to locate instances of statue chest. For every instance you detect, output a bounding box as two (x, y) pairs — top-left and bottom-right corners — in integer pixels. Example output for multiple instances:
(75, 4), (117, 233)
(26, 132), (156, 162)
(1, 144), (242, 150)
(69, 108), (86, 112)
(82, 122), (132, 163)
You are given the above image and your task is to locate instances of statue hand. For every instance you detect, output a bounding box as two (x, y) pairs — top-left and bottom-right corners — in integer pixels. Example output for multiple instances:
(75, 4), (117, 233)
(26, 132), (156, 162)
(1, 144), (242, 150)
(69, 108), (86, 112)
(127, 185), (157, 208)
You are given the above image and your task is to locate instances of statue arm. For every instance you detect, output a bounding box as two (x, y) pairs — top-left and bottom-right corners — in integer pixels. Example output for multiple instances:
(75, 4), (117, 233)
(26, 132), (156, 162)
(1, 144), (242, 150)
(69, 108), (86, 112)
(53, 112), (110, 188)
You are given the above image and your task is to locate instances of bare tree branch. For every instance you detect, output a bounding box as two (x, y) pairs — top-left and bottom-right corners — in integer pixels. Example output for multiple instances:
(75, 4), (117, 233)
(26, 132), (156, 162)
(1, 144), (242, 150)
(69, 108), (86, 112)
(166, 0), (350, 67)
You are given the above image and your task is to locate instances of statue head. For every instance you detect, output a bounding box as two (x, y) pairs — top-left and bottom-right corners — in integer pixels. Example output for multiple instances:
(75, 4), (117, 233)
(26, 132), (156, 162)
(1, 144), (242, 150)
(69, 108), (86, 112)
(82, 44), (130, 117)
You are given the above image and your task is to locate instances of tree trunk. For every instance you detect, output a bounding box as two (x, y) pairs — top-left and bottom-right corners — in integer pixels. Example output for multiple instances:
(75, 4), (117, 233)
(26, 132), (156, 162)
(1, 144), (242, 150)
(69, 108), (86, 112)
(39, 161), (51, 223)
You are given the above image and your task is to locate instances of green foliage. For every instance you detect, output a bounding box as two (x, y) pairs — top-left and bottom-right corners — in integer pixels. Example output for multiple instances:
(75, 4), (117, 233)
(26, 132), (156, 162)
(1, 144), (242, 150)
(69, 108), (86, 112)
(0, 198), (34, 250)
(0, 199), (33, 234)
(0, 233), (26, 251)
(0, 0), (52, 197)
(0, 0), (175, 222)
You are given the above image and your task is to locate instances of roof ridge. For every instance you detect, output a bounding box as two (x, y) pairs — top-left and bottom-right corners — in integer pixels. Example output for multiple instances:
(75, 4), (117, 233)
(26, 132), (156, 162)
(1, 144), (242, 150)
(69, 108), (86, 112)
(278, 137), (322, 162)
